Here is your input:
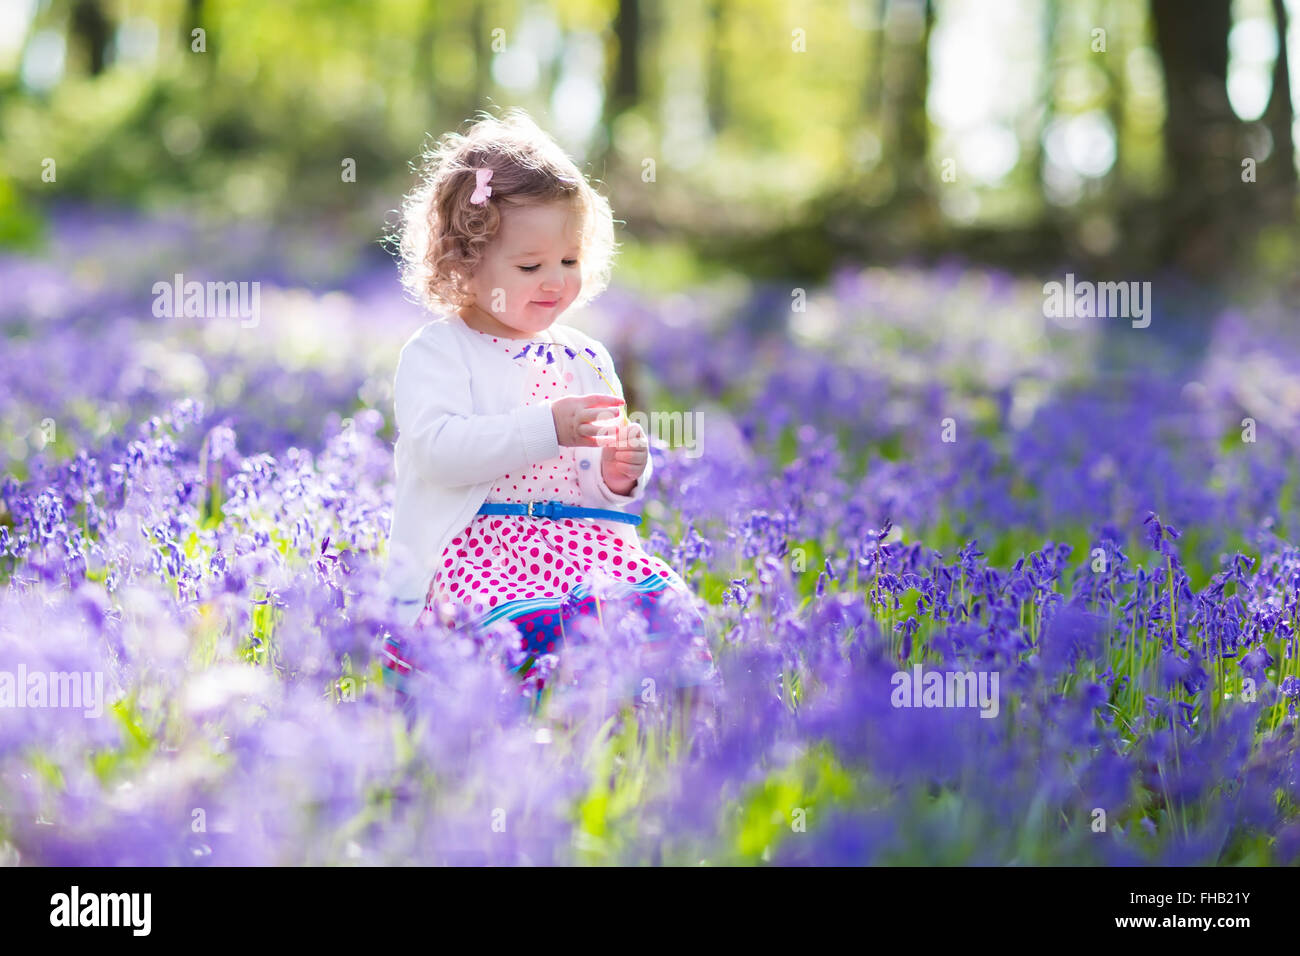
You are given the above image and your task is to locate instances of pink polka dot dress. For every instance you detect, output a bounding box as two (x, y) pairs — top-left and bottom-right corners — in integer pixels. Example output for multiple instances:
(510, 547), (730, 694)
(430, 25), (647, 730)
(380, 326), (716, 705)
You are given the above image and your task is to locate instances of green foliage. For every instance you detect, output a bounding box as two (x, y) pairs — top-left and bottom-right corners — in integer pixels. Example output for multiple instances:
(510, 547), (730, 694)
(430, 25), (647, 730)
(0, 176), (44, 248)
(727, 744), (855, 864)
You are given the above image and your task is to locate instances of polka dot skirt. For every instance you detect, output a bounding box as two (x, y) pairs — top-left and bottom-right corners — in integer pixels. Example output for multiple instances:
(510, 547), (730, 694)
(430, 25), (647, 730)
(380, 327), (716, 705)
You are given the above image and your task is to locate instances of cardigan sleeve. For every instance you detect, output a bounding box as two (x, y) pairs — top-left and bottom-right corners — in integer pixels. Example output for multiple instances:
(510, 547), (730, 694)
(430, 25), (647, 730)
(393, 328), (560, 488)
(588, 339), (653, 505)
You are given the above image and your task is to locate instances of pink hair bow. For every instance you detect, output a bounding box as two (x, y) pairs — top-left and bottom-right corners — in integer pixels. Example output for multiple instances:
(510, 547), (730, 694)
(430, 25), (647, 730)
(469, 167), (494, 205)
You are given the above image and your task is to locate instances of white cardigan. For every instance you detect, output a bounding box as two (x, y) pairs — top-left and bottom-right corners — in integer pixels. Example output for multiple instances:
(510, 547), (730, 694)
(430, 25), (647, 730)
(381, 311), (653, 628)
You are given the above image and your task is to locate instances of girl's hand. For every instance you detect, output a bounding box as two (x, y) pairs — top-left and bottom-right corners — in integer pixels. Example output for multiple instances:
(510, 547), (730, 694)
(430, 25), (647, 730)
(600, 419), (649, 493)
(550, 394), (625, 448)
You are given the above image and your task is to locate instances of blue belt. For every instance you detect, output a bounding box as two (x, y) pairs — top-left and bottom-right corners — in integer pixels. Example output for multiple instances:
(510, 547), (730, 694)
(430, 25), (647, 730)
(476, 500), (642, 527)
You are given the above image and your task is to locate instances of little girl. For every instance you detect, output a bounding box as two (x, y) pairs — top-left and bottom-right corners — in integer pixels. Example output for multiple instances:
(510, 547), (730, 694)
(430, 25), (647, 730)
(379, 109), (719, 736)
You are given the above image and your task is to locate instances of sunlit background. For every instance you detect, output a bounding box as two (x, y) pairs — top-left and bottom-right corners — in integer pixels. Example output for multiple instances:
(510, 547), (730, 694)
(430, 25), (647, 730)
(2, 0), (1298, 279)
(3, 0), (1300, 474)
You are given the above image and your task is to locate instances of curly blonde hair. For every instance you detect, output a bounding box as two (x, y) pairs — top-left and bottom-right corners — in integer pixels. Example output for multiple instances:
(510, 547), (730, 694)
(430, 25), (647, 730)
(390, 108), (619, 316)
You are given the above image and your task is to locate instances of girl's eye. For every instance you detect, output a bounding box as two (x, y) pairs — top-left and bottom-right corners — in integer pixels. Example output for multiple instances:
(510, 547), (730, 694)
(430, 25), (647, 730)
(519, 259), (579, 273)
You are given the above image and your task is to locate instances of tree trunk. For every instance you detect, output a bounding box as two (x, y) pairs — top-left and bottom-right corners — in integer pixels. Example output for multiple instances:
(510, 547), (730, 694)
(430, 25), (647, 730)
(877, 0), (939, 249)
(705, 0), (728, 133)
(1103, 0), (1124, 190)
(1034, 0), (1059, 211)
(862, 0), (889, 119)
(608, 0), (640, 119)
(1149, 0), (1246, 274)
(182, 0), (203, 49)
(70, 0), (112, 75)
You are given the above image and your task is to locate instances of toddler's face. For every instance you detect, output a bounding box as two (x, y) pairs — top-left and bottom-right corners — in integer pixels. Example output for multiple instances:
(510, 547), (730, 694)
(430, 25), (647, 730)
(458, 200), (584, 339)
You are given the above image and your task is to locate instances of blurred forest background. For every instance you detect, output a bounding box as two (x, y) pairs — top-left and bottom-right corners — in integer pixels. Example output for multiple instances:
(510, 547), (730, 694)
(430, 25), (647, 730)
(7, 0), (1300, 872)
(0, 0), (1298, 297)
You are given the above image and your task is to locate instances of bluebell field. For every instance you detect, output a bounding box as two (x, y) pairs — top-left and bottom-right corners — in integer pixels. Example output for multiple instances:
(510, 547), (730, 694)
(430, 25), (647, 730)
(1, 205), (1298, 865)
